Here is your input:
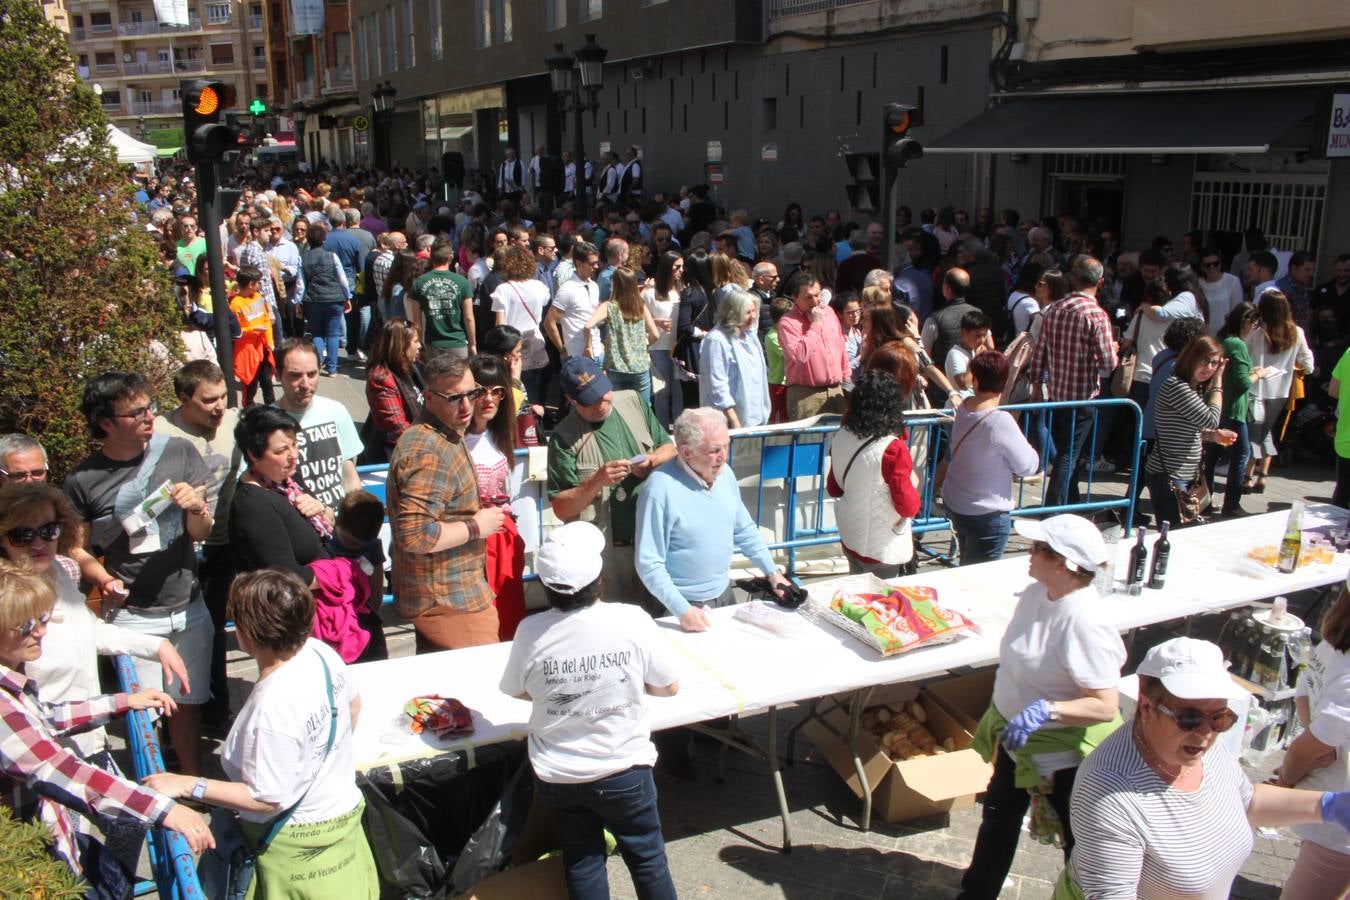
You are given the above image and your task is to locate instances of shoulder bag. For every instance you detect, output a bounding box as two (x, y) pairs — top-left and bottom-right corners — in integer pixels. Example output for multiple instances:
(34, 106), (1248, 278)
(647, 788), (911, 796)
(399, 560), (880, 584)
(1170, 458), (1211, 526)
(1110, 310), (1143, 398)
(198, 648), (338, 900)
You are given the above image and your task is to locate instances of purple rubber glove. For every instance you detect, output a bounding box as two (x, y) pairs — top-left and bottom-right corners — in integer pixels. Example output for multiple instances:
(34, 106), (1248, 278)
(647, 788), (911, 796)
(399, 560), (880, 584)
(1003, 699), (1052, 751)
(1321, 792), (1350, 831)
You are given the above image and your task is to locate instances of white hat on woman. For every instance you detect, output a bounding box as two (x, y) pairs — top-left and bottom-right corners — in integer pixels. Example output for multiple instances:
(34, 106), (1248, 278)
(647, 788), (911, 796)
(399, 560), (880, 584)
(1013, 514), (1108, 573)
(1136, 637), (1242, 702)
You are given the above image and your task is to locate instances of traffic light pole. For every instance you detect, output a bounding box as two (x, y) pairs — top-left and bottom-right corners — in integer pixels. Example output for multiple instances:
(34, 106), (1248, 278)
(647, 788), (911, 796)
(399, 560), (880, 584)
(882, 166), (899, 273)
(197, 160), (237, 407)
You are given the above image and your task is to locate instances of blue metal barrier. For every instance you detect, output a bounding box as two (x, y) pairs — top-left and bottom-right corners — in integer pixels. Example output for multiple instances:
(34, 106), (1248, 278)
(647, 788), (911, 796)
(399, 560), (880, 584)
(357, 397), (1140, 579)
(114, 655), (204, 899)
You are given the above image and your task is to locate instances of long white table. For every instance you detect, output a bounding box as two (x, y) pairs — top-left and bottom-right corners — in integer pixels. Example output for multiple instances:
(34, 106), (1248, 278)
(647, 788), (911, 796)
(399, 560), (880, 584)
(350, 507), (1349, 842)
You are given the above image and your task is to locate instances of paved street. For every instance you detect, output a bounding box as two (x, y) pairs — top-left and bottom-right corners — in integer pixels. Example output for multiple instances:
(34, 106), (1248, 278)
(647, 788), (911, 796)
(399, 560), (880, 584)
(218, 361), (1329, 898)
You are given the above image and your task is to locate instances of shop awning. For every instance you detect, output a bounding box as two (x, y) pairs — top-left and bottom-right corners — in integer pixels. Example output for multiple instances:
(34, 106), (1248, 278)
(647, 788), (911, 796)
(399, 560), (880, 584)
(926, 89), (1318, 155)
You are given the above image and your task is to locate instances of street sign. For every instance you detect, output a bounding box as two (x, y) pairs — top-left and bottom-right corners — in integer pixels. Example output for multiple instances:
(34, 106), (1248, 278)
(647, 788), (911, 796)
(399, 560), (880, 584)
(1329, 93), (1350, 158)
(707, 140), (722, 162)
(761, 142), (778, 162)
(353, 115), (370, 132)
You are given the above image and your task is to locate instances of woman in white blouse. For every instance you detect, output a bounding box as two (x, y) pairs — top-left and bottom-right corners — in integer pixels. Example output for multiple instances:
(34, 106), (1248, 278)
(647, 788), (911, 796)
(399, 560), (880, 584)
(643, 250), (684, 428)
(1243, 290), (1315, 493)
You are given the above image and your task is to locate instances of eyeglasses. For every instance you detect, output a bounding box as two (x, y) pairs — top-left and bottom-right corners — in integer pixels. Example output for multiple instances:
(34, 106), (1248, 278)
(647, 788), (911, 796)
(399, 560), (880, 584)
(11, 612), (51, 639)
(427, 386), (486, 406)
(0, 467), (47, 482)
(5, 522), (61, 546)
(112, 401), (158, 420)
(1155, 699), (1239, 733)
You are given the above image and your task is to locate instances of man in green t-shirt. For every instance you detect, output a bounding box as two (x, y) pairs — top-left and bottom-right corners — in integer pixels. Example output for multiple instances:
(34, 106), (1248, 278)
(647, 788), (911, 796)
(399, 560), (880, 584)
(408, 240), (475, 357)
(173, 215), (207, 275)
(548, 357), (676, 610)
(1331, 346), (1350, 507)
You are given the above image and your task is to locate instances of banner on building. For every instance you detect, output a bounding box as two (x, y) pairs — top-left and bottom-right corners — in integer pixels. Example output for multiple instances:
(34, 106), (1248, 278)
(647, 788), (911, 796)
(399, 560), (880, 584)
(289, 0), (324, 36)
(153, 0), (189, 26)
(1329, 93), (1350, 158)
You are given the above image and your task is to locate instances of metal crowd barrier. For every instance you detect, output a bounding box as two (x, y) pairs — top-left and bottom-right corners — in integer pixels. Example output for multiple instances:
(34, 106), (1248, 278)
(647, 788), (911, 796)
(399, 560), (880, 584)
(359, 395), (1140, 580)
(114, 655), (204, 899)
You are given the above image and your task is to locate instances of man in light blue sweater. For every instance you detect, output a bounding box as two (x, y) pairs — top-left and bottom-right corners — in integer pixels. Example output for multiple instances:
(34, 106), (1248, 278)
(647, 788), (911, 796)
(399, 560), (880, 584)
(635, 408), (790, 632)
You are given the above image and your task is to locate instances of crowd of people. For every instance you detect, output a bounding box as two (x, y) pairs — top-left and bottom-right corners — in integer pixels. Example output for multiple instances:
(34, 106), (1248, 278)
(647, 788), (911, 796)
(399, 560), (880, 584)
(1, 154), (1347, 897)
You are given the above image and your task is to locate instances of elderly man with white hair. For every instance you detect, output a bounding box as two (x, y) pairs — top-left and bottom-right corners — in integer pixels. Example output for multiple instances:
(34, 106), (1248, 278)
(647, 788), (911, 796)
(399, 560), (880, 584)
(635, 408), (789, 633)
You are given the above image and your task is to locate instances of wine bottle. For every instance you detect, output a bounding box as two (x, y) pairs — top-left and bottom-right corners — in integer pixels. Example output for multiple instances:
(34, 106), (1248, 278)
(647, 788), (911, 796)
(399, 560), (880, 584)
(1146, 521), (1171, 589)
(1126, 528), (1147, 596)
(1277, 502), (1304, 574)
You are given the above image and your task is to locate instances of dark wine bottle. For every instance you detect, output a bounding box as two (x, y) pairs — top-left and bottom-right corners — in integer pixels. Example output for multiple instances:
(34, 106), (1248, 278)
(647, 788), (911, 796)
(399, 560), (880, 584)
(1126, 528), (1147, 596)
(1146, 521), (1171, 589)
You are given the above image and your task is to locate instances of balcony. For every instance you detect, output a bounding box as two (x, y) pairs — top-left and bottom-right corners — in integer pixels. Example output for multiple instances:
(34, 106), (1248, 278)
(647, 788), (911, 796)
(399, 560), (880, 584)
(100, 97), (123, 111)
(71, 25), (84, 38)
(768, 0), (874, 15)
(248, 13), (263, 28)
(126, 98), (179, 115)
(117, 17), (204, 37)
(123, 59), (173, 75)
(89, 21), (113, 33)
(252, 56), (266, 70)
(321, 66), (353, 95)
(295, 77), (315, 100)
(94, 62), (118, 74)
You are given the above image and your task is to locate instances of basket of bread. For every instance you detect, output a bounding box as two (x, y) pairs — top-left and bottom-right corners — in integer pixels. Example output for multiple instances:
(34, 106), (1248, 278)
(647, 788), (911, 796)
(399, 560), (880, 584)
(862, 699), (959, 761)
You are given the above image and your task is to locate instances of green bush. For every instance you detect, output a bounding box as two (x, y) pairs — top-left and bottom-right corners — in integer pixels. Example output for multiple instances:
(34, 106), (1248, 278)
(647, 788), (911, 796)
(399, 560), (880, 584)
(0, 0), (183, 480)
(0, 804), (86, 897)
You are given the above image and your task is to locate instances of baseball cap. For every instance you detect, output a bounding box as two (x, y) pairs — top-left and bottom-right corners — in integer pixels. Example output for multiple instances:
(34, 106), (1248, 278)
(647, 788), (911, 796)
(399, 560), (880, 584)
(1013, 514), (1108, 573)
(1136, 637), (1241, 703)
(535, 521), (606, 593)
(560, 357), (611, 407)
(780, 242), (805, 266)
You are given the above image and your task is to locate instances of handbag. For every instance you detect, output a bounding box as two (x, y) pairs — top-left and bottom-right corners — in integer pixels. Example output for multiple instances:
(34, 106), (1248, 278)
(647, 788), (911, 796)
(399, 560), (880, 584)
(1110, 310), (1143, 398)
(198, 649), (338, 900)
(1170, 462), (1211, 526)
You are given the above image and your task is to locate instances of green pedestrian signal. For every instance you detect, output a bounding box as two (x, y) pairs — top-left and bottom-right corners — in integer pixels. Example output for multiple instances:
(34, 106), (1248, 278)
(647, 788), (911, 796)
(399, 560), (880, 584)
(249, 98), (267, 116)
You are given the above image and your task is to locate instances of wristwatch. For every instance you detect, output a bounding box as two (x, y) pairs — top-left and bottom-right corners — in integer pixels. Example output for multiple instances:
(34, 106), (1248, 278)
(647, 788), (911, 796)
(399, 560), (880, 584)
(190, 777), (209, 800)
(1046, 701), (1062, 724)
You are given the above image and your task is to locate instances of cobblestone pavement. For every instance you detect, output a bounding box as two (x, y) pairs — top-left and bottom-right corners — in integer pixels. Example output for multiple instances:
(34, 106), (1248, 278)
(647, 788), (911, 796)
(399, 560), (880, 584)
(220, 362), (1330, 898)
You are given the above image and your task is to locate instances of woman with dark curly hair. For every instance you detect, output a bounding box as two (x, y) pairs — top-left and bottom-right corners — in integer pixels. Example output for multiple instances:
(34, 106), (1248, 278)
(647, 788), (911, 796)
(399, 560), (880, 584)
(825, 369), (921, 577)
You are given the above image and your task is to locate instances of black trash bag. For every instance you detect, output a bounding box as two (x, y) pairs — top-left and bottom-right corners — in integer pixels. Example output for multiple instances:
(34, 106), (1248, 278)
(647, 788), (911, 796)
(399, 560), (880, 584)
(357, 743), (525, 899)
(449, 759), (537, 895)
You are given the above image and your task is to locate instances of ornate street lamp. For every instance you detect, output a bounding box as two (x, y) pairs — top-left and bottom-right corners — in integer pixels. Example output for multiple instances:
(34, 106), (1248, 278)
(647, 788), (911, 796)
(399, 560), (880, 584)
(544, 33), (606, 219)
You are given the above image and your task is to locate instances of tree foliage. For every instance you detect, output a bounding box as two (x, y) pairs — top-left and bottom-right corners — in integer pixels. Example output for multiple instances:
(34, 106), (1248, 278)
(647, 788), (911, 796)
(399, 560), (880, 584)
(0, 804), (86, 897)
(0, 0), (183, 479)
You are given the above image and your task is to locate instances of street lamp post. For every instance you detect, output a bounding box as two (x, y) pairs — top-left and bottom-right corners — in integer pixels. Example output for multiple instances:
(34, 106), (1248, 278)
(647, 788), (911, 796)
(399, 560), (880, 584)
(371, 80), (397, 171)
(545, 33), (607, 221)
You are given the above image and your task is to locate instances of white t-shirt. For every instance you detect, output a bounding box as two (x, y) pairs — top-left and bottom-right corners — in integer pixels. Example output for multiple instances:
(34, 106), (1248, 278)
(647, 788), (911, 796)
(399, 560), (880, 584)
(945, 345), (976, 398)
(992, 582), (1126, 721)
(491, 279), (551, 370)
(278, 396), (361, 508)
(499, 603), (679, 784)
(643, 287), (679, 353)
(222, 639), (362, 824)
(1200, 273), (1243, 337)
(1007, 290), (1039, 335)
(552, 277), (603, 359)
(1293, 640), (1350, 853)
(467, 257), (491, 292)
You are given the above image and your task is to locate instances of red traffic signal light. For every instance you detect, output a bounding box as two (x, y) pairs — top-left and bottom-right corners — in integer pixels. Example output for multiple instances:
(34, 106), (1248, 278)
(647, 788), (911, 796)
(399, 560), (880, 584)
(181, 79), (236, 163)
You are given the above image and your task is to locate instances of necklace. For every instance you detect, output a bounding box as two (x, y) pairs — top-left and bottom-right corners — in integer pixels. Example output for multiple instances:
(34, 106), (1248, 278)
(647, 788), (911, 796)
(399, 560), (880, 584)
(1132, 718), (1196, 782)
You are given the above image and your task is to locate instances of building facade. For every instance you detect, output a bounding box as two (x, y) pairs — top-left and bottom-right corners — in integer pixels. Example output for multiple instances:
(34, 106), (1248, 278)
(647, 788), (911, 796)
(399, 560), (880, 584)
(66, 0), (269, 151)
(928, 0), (1350, 274)
(348, 0), (1000, 217)
(280, 0), (358, 164)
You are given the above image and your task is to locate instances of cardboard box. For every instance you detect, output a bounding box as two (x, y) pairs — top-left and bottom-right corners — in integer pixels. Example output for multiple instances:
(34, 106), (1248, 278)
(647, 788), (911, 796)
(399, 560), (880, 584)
(924, 669), (997, 733)
(463, 856), (566, 899)
(804, 682), (993, 824)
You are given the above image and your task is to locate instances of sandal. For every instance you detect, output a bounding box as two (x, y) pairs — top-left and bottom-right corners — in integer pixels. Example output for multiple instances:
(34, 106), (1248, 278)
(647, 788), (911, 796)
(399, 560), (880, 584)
(1242, 477), (1256, 495)
(1252, 476), (1267, 494)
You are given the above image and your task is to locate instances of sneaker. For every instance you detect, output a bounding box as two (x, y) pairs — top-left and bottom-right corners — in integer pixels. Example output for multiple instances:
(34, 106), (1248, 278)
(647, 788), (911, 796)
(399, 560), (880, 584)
(355, 350), (368, 364)
(1091, 457), (1116, 474)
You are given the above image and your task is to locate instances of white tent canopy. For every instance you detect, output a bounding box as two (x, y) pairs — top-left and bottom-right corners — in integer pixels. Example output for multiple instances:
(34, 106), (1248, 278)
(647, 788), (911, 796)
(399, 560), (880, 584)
(107, 124), (157, 165)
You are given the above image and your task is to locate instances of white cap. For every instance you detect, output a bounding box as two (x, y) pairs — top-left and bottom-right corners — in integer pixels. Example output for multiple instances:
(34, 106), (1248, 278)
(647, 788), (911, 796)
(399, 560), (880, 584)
(1136, 637), (1241, 702)
(1013, 514), (1108, 573)
(535, 521), (606, 593)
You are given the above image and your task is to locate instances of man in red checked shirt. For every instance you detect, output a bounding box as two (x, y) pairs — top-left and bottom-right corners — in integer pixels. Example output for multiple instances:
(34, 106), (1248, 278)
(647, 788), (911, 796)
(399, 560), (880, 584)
(1028, 255), (1119, 507)
(778, 271), (851, 420)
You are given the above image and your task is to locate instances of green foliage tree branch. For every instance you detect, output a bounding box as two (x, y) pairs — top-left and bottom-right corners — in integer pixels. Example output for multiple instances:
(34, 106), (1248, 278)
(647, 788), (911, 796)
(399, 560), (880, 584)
(0, 804), (86, 898)
(0, 0), (184, 479)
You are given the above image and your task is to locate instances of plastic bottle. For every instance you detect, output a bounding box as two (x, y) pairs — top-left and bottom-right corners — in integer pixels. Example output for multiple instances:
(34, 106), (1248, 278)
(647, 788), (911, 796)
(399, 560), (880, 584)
(1147, 521), (1171, 590)
(1126, 528), (1148, 597)
(1278, 502), (1304, 574)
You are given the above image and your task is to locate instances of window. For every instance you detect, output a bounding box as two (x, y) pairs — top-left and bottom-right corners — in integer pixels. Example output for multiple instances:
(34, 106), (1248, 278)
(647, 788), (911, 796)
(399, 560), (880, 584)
(473, 0), (487, 48)
(579, 0), (601, 21)
(333, 31), (352, 82)
(89, 10), (111, 31)
(492, 0), (510, 42)
(385, 5), (396, 71)
(763, 97), (776, 130)
(127, 9), (143, 23)
(358, 16), (369, 78)
(544, 0), (564, 30)
(137, 89), (152, 104)
(210, 42), (234, 65)
(428, 0), (442, 59)
(371, 14), (381, 76)
(402, 0), (414, 65)
(206, 3), (230, 24)
(100, 90), (120, 106)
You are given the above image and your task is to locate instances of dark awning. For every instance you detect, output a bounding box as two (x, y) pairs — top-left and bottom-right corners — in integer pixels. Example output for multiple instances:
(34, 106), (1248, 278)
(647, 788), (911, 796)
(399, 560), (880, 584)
(926, 89), (1318, 155)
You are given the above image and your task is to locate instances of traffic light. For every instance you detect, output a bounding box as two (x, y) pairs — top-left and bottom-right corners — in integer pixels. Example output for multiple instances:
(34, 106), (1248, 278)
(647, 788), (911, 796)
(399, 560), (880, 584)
(844, 152), (881, 213)
(882, 102), (924, 171)
(181, 79), (236, 163)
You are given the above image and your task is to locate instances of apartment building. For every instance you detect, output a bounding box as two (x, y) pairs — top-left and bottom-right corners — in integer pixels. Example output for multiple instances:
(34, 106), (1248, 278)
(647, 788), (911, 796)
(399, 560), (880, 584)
(277, 0), (358, 164)
(67, 0), (269, 152)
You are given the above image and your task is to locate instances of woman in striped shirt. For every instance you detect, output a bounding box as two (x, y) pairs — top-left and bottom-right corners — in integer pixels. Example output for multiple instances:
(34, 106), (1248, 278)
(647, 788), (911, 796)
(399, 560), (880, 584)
(1145, 336), (1236, 527)
(1060, 637), (1350, 899)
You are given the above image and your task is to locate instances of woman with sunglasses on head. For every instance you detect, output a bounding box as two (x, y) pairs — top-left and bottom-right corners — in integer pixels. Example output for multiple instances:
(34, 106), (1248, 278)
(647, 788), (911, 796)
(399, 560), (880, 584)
(1243, 290), (1315, 494)
(0, 560), (214, 894)
(643, 251), (685, 428)
(958, 514), (1126, 900)
(467, 355), (525, 640)
(1060, 637), (1350, 900)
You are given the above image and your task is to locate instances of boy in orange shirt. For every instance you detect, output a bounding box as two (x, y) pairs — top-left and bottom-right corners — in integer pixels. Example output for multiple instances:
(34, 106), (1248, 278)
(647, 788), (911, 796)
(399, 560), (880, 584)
(229, 266), (275, 405)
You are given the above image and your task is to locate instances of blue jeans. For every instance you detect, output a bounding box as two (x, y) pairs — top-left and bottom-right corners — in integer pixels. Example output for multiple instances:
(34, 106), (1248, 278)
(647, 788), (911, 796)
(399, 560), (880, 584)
(1049, 405), (1096, 507)
(648, 351), (681, 428)
(346, 302), (372, 353)
(947, 509), (1012, 566)
(304, 301), (344, 372)
(608, 369), (652, 406)
(1203, 417), (1250, 512)
(535, 766), (676, 900)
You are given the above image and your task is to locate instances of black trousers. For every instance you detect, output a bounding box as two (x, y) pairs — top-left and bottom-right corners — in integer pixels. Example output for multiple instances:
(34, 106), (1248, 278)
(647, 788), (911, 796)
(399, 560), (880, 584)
(958, 747), (1077, 900)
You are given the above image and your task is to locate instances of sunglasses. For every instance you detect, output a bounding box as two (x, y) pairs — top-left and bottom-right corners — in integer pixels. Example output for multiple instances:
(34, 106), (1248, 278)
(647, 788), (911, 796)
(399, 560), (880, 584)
(0, 467), (47, 482)
(112, 401), (158, 420)
(427, 386), (487, 406)
(6, 521), (62, 546)
(1155, 699), (1239, 733)
(11, 611), (52, 638)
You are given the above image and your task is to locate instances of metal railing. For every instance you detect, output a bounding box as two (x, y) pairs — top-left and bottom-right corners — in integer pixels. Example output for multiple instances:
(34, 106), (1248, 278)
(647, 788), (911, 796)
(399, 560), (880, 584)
(117, 17), (203, 36)
(248, 13), (263, 27)
(768, 0), (875, 18)
(126, 98), (180, 115)
(295, 77), (316, 100)
(123, 59), (174, 75)
(322, 66), (354, 94)
(115, 656), (203, 899)
(72, 25), (85, 38)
